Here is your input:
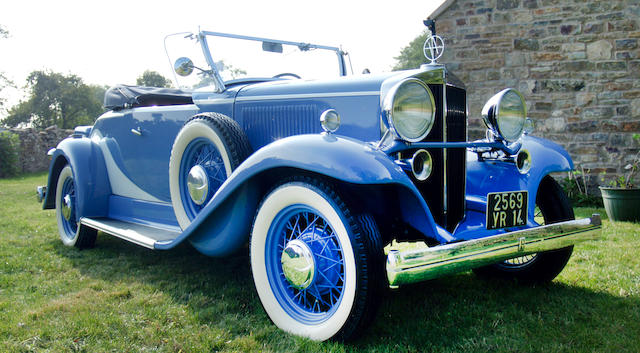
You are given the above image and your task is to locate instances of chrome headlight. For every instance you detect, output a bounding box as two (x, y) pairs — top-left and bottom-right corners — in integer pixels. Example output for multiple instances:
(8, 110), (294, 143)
(482, 88), (527, 144)
(384, 78), (436, 142)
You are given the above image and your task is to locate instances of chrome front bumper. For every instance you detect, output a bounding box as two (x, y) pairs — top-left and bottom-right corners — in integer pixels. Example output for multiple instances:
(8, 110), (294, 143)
(386, 215), (602, 288)
(36, 186), (47, 203)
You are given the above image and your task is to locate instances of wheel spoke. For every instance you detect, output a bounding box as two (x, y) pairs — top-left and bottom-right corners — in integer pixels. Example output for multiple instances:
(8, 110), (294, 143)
(301, 214), (320, 234)
(314, 253), (343, 265)
(290, 214), (301, 241)
(316, 267), (336, 283)
(321, 261), (341, 272)
(270, 205), (346, 317)
(309, 284), (330, 307)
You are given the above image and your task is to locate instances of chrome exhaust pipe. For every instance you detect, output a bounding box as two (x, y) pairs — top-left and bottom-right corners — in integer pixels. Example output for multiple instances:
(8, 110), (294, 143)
(386, 214), (602, 288)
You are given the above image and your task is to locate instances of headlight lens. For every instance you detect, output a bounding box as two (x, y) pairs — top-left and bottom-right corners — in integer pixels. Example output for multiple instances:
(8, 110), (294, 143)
(482, 88), (527, 144)
(384, 79), (436, 142)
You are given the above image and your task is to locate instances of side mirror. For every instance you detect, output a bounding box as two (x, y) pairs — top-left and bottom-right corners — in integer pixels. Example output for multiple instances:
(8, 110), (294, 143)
(262, 41), (283, 53)
(174, 57), (194, 77)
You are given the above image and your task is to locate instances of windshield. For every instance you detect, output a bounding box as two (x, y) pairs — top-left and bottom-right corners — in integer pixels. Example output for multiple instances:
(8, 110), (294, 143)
(165, 31), (347, 90)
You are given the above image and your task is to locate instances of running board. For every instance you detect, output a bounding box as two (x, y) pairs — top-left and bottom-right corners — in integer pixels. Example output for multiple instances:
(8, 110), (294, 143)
(80, 217), (181, 249)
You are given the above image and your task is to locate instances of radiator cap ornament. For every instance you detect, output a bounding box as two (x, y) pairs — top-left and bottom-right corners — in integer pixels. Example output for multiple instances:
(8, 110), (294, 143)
(423, 35), (444, 65)
(422, 18), (444, 65)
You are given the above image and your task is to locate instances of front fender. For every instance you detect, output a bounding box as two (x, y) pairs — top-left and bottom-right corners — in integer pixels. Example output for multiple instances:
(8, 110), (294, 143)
(458, 134), (573, 240)
(159, 134), (446, 255)
(521, 134), (573, 178)
(43, 136), (111, 219)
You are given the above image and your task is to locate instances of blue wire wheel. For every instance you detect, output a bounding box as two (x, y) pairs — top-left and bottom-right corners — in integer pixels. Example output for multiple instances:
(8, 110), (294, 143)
(55, 165), (97, 248)
(169, 117), (237, 229)
(251, 181), (359, 341)
(265, 205), (345, 323)
(56, 165), (78, 244)
(59, 172), (77, 239)
(178, 137), (228, 220)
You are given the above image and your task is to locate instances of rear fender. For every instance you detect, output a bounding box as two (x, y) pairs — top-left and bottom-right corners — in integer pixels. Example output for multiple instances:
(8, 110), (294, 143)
(43, 136), (111, 219)
(162, 134), (448, 255)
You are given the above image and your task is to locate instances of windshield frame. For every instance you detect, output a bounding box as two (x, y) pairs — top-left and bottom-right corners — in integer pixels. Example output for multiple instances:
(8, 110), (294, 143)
(189, 30), (347, 92)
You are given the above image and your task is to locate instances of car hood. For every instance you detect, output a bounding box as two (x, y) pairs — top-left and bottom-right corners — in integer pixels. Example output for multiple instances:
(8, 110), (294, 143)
(234, 72), (399, 99)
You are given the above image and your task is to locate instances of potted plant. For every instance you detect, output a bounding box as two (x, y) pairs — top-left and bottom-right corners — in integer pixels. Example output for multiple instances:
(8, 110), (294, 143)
(600, 134), (640, 222)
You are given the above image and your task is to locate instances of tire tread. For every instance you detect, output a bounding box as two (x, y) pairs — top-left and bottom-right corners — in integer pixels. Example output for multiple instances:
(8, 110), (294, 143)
(184, 113), (252, 168)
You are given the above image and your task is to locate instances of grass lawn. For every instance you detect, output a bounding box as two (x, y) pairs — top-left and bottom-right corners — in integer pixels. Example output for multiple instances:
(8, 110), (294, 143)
(1, 173), (638, 352)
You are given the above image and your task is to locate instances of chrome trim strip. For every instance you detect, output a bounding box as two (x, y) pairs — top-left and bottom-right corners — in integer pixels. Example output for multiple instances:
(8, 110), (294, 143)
(192, 98), (236, 105)
(236, 91), (379, 102)
(386, 215), (602, 287)
(80, 217), (181, 250)
(442, 78), (448, 217)
(382, 140), (521, 156)
(119, 104), (199, 113)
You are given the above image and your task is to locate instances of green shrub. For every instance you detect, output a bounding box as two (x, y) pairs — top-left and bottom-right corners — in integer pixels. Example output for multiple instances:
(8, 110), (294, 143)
(0, 130), (21, 177)
(559, 170), (603, 208)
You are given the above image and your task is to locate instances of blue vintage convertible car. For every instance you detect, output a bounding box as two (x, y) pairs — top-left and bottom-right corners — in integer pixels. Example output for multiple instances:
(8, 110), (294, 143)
(37, 24), (601, 341)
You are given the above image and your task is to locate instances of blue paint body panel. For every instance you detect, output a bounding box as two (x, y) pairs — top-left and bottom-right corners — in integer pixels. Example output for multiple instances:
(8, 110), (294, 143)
(91, 105), (200, 201)
(108, 195), (180, 230)
(234, 75), (390, 150)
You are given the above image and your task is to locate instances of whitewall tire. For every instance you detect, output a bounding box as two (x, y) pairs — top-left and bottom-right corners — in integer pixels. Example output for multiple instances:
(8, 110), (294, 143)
(55, 165), (96, 248)
(169, 113), (251, 229)
(250, 177), (381, 341)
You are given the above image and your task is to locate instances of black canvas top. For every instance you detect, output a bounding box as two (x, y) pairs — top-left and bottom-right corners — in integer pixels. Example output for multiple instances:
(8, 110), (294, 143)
(104, 85), (193, 110)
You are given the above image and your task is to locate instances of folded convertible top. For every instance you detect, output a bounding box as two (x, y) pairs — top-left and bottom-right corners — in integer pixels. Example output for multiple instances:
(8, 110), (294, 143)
(104, 85), (193, 111)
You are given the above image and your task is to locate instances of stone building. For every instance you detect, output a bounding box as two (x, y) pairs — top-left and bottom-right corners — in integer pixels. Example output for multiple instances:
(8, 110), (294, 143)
(9, 126), (72, 173)
(430, 0), (639, 190)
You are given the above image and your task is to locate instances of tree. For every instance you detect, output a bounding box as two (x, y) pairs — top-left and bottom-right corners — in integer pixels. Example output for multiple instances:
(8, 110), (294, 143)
(136, 70), (171, 88)
(0, 25), (13, 112)
(392, 30), (430, 71)
(2, 71), (105, 129)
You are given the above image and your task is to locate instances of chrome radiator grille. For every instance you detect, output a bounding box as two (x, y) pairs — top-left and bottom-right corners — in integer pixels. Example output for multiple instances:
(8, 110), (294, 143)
(403, 84), (467, 232)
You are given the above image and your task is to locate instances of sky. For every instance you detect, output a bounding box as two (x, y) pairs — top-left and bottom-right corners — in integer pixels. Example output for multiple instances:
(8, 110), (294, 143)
(0, 0), (446, 111)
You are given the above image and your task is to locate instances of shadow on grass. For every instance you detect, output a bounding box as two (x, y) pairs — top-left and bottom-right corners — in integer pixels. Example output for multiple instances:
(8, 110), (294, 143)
(364, 276), (639, 352)
(57, 233), (639, 352)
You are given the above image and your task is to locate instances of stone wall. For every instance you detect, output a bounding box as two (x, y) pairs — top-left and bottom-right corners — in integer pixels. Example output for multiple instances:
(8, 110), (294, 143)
(9, 126), (73, 173)
(433, 0), (639, 190)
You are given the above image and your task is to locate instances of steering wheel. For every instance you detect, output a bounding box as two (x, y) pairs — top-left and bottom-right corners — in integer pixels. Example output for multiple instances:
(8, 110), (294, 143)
(273, 73), (301, 79)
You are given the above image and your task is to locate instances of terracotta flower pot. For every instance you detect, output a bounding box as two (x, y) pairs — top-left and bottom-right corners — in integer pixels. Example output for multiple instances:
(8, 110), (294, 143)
(600, 187), (640, 222)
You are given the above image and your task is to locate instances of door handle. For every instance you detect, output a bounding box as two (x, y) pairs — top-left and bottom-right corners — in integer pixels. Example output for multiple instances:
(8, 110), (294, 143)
(130, 127), (142, 136)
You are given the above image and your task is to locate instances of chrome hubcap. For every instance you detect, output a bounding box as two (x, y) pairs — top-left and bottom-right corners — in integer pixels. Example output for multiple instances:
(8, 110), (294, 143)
(62, 194), (72, 221)
(187, 165), (209, 205)
(281, 239), (316, 290)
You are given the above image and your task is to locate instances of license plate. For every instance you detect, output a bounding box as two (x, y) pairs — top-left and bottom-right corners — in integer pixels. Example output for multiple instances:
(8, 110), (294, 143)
(486, 191), (528, 230)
